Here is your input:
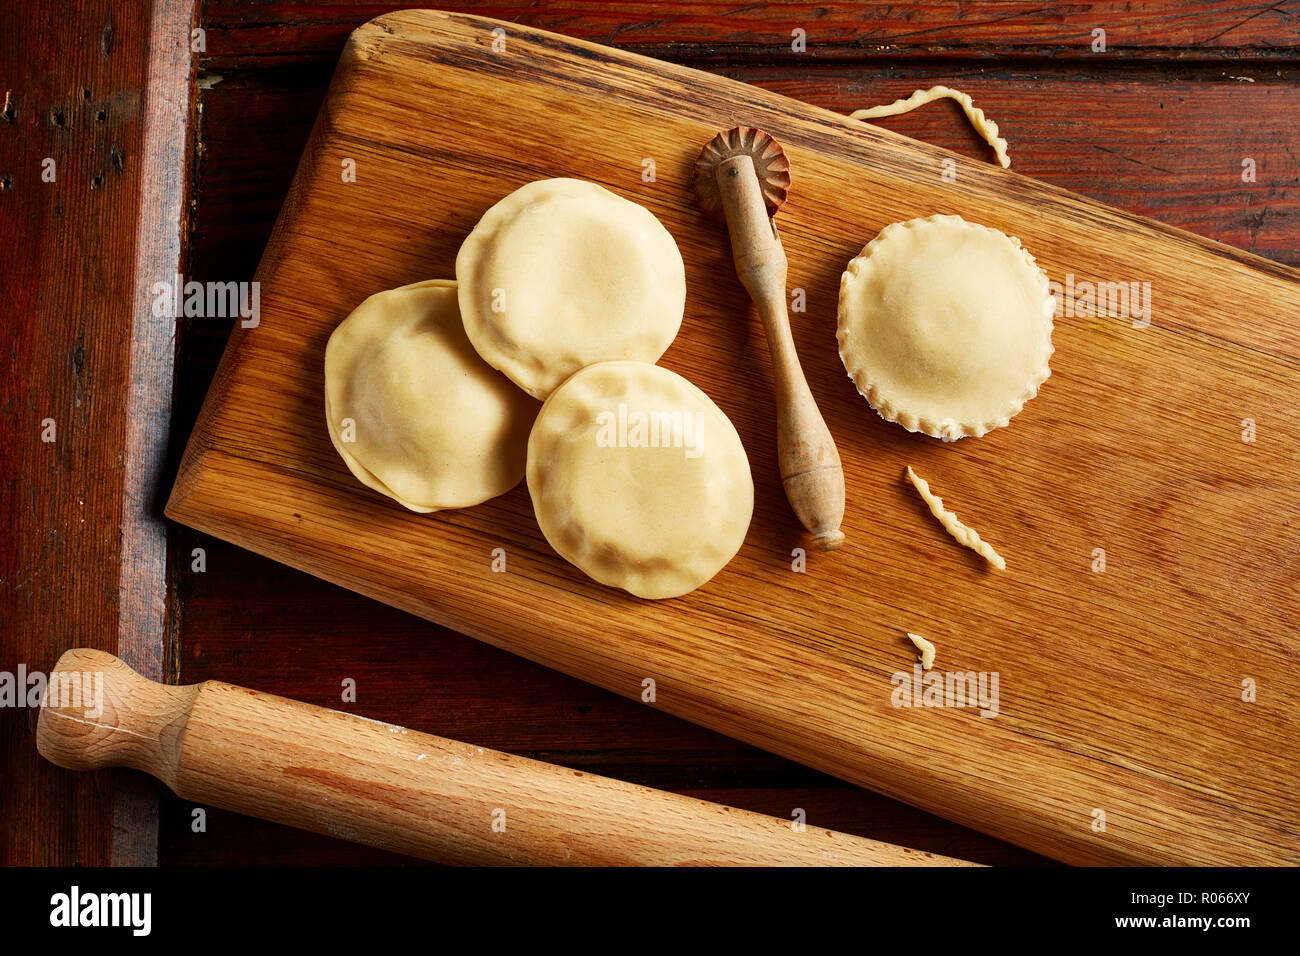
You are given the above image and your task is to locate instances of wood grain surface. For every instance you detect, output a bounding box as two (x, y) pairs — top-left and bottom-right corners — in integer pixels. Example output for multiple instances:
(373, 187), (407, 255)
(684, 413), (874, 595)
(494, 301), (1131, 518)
(0, 0), (197, 867)
(166, 10), (1300, 865)
(201, 0), (1300, 64)
(163, 535), (1048, 865)
(172, 32), (1060, 869)
(170, 52), (1293, 867)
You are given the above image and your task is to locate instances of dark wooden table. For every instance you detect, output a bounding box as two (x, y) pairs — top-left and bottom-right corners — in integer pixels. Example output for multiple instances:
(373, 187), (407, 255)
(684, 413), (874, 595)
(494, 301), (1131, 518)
(3, 0), (1296, 866)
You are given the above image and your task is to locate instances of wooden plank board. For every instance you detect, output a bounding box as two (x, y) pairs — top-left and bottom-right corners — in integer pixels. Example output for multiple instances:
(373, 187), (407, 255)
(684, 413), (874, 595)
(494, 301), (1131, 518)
(166, 9), (1300, 865)
(174, 55), (1296, 866)
(202, 0), (1300, 63)
(0, 0), (197, 866)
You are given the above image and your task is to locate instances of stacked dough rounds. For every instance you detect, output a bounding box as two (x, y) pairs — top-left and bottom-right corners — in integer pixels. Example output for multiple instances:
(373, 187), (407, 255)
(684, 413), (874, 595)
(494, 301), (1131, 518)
(837, 214), (1054, 441)
(325, 181), (750, 598)
(324, 279), (538, 512)
(528, 362), (754, 600)
(456, 179), (686, 399)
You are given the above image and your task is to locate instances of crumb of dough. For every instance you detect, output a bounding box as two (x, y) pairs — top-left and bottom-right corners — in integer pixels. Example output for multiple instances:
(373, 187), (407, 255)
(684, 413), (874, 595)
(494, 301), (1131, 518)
(849, 85), (1011, 168)
(905, 466), (1007, 570)
(907, 632), (936, 670)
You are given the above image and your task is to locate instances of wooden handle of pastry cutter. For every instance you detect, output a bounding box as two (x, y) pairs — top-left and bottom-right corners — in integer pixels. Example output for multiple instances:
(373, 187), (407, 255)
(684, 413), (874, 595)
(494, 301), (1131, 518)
(37, 648), (975, 866)
(714, 155), (846, 551)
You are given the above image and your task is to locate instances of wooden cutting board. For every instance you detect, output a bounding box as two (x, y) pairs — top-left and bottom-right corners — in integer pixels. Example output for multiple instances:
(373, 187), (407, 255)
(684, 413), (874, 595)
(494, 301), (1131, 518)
(167, 8), (1300, 865)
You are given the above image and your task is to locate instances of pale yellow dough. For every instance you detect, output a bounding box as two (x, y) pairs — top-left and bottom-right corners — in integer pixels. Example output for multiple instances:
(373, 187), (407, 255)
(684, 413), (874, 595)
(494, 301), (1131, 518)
(850, 86), (1011, 168)
(527, 361), (754, 600)
(456, 179), (686, 399)
(907, 632), (936, 670)
(906, 466), (1006, 571)
(838, 215), (1054, 441)
(324, 279), (538, 513)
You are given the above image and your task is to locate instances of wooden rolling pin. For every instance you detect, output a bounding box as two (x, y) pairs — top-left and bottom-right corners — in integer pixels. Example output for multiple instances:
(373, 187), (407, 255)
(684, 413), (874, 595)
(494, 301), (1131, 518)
(695, 127), (847, 551)
(37, 648), (973, 866)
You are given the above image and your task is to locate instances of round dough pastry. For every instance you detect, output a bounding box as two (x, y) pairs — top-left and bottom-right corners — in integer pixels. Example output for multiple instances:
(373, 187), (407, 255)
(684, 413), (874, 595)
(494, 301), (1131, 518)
(837, 214), (1054, 440)
(325, 279), (538, 513)
(456, 178), (686, 399)
(527, 362), (753, 600)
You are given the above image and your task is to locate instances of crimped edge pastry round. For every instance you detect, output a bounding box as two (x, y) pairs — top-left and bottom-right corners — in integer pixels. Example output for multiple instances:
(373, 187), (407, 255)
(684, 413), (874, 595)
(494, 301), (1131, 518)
(324, 279), (538, 513)
(455, 178), (686, 400)
(836, 214), (1055, 440)
(526, 361), (754, 600)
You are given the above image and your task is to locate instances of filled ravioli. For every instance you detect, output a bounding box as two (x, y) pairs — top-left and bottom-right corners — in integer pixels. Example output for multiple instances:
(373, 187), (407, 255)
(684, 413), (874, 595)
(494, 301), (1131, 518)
(456, 179), (686, 399)
(324, 279), (538, 512)
(527, 361), (753, 599)
(837, 214), (1054, 440)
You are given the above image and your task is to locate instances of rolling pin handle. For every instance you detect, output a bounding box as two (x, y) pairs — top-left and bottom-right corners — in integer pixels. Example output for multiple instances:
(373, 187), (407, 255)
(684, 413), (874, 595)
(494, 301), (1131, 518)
(36, 647), (195, 788)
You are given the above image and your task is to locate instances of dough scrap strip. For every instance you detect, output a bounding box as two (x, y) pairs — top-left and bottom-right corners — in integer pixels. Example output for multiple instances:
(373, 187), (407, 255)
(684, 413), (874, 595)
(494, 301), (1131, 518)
(905, 466), (1007, 571)
(850, 85), (1011, 168)
(907, 632), (936, 670)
